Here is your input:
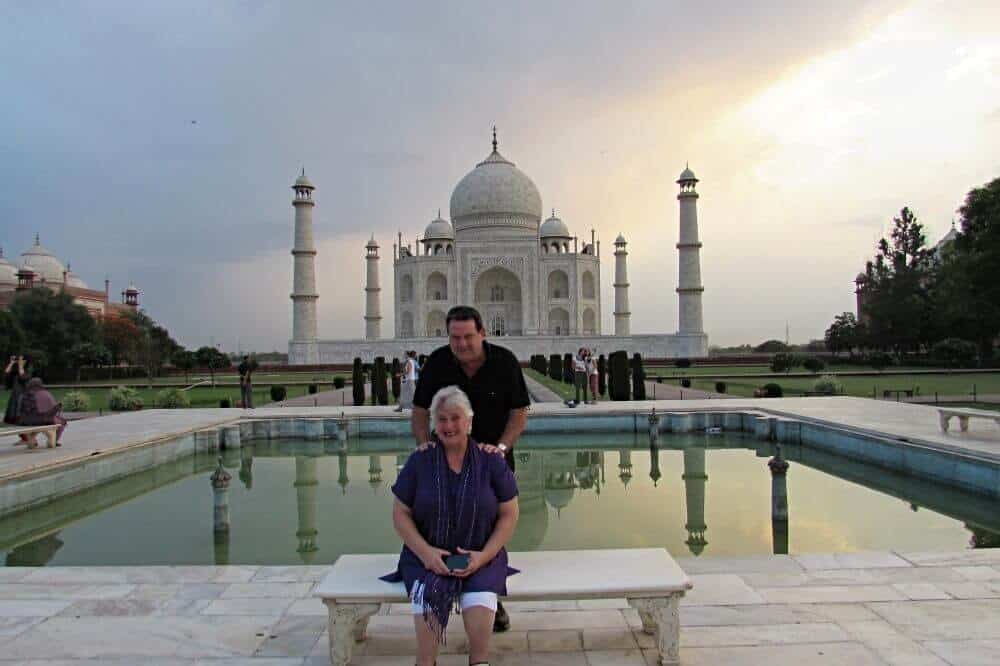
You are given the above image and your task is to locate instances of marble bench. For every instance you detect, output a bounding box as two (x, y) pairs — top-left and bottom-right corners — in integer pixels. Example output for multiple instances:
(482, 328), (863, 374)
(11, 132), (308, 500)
(938, 407), (1000, 433)
(0, 424), (60, 449)
(315, 547), (692, 665)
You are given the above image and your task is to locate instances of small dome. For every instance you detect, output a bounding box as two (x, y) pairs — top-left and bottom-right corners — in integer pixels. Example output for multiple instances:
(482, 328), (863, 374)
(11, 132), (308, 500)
(540, 210), (570, 238)
(366, 236), (379, 249)
(293, 171), (314, 189)
(855, 272), (867, 282)
(678, 165), (697, 182)
(0, 248), (17, 290)
(18, 235), (65, 284)
(615, 233), (626, 244)
(423, 211), (454, 240)
(124, 282), (139, 294)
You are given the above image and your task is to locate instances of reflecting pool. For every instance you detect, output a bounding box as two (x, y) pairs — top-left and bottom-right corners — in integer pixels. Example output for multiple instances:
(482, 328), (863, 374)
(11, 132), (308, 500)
(2, 431), (998, 566)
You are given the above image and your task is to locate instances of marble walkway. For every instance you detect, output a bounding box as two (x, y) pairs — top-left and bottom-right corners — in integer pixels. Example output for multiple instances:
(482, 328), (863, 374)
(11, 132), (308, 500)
(1, 549), (999, 664)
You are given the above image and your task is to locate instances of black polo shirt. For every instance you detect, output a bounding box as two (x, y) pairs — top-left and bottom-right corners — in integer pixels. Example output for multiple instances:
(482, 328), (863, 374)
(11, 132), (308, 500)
(413, 340), (530, 445)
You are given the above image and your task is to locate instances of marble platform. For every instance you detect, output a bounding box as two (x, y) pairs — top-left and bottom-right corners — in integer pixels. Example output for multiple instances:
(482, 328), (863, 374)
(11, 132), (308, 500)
(1, 549), (999, 664)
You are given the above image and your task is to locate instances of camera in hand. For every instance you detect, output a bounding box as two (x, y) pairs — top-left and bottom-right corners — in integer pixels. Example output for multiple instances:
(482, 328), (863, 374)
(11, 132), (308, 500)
(443, 553), (470, 570)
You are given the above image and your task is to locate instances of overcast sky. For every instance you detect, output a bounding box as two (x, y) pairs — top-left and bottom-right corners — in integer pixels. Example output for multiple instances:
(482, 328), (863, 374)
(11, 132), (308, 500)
(2, 0), (998, 352)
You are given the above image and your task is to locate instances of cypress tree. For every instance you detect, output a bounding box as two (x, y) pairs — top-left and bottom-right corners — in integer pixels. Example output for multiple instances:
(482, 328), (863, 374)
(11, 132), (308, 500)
(597, 354), (607, 397)
(391, 358), (401, 400)
(374, 356), (389, 406)
(632, 352), (646, 400)
(562, 353), (574, 384)
(549, 354), (562, 381)
(352, 357), (365, 406)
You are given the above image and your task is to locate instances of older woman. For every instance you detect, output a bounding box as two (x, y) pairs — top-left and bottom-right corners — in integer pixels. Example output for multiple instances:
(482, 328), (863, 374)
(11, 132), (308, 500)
(383, 385), (519, 666)
(18, 378), (66, 448)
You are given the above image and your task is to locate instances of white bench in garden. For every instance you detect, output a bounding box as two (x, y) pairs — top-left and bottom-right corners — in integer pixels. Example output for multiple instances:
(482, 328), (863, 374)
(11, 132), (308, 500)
(0, 424), (60, 449)
(315, 548), (691, 665)
(938, 407), (1000, 433)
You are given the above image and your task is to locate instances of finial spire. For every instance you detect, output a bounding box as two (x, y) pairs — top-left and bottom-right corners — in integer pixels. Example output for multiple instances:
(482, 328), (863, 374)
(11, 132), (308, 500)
(437, 208), (441, 219)
(552, 208), (556, 218)
(34, 233), (40, 246)
(492, 125), (498, 152)
(301, 167), (305, 177)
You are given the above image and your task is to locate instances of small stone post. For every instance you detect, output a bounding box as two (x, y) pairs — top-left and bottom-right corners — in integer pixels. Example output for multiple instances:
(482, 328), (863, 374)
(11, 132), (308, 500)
(648, 408), (661, 443)
(210, 457), (232, 565)
(768, 444), (790, 555)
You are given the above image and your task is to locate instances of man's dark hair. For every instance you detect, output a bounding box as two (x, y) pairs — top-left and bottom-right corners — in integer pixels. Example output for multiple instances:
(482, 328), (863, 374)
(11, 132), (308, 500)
(446, 305), (484, 332)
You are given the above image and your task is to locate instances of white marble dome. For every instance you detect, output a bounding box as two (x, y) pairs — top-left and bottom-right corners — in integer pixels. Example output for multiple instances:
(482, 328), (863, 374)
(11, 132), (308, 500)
(423, 212), (454, 240)
(450, 148), (542, 227)
(0, 249), (17, 290)
(540, 211), (570, 238)
(678, 165), (697, 182)
(65, 268), (88, 289)
(18, 237), (65, 284)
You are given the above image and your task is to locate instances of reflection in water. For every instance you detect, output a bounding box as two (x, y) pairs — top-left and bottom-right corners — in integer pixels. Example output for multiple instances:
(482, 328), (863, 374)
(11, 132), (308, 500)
(682, 448), (708, 556)
(3, 432), (1000, 567)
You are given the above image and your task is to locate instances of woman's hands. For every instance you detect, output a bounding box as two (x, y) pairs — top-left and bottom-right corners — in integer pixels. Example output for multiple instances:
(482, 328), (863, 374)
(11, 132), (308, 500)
(419, 545), (453, 577)
(450, 547), (487, 578)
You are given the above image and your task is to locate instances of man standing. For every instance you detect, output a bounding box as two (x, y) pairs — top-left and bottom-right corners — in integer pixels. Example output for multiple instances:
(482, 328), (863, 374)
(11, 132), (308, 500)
(411, 305), (530, 632)
(573, 348), (588, 406)
(238, 355), (254, 409)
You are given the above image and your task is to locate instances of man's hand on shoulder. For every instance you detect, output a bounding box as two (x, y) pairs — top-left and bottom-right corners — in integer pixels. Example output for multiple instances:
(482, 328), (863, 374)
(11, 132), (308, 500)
(416, 441), (437, 452)
(477, 442), (507, 457)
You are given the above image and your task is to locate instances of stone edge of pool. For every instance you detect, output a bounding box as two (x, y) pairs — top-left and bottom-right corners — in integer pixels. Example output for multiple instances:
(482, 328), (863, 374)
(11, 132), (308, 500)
(0, 398), (998, 520)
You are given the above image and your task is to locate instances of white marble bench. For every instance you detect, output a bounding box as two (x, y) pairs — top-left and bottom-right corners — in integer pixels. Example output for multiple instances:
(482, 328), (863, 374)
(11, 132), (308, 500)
(314, 548), (691, 665)
(938, 407), (1000, 433)
(0, 424), (60, 449)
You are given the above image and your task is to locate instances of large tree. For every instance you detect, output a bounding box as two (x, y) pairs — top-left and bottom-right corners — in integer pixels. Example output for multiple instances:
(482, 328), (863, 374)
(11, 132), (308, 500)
(195, 346), (231, 386)
(128, 310), (181, 386)
(861, 207), (935, 356)
(8, 288), (99, 377)
(0, 310), (25, 360)
(99, 316), (141, 370)
(934, 178), (1000, 362)
(825, 312), (863, 357)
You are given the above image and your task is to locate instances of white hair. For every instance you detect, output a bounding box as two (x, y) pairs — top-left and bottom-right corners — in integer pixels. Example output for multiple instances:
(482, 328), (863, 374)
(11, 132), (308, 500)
(429, 385), (474, 432)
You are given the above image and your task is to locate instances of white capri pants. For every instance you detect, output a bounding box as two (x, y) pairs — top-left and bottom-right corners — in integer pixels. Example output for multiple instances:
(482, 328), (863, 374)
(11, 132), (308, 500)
(410, 581), (498, 614)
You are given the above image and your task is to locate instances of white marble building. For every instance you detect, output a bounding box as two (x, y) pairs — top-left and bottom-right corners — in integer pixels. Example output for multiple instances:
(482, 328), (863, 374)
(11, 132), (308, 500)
(288, 132), (708, 364)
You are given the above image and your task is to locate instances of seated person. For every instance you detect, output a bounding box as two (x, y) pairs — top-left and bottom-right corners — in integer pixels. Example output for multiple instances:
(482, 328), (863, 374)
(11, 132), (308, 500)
(382, 385), (519, 666)
(18, 378), (66, 448)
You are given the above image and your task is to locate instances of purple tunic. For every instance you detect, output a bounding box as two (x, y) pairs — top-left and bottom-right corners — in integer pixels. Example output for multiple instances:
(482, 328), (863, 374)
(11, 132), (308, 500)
(382, 444), (519, 595)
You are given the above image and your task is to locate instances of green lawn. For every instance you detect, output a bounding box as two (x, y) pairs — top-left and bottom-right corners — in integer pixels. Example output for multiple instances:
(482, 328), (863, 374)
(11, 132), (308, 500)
(49, 372), (350, 388)
(0, 385), (315, 412)
(525, 369), (591, 402)
(676, 372), (1000, 399)
(646, 364), (963, 379)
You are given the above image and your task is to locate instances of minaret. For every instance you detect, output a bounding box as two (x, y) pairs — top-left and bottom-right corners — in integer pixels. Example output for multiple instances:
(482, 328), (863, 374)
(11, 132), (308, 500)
(676, 166), (704, 334)
(682, 447), (708, 556)
(294, 456), (320, 563)
(364, 236), (382, 340)
(291, 170), (319, 363)
(613, 234), (630, 336)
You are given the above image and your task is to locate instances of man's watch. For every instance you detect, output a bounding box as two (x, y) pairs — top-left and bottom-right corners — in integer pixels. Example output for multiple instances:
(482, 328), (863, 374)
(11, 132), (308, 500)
(497, 443), (509, 453)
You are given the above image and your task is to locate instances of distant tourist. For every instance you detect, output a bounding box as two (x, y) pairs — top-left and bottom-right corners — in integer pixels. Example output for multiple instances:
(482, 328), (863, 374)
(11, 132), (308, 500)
(237, 355), (254, 409)
(585, 348), (599, 404)
(395, 350), (419, 412)
(383, 385), (519, 665)
(410, 305), (530, 633)
(4, 355), (31, 444)
(573, 348), (588, 405)
(18, 378), (66, 448)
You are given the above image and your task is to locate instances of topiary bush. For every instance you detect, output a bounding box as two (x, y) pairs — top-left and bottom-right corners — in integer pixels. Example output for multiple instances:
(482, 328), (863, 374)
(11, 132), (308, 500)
(549, 354), (562, 382)
(762, 383), (783, 398)
(563, 353), (574, 384)
(770, 352), (799, 373)
(608, 350), (630, 401)
(219, 397), (232, 408)
(352, 358), (365, 406)
(868, 351), (893, 371)
(631, 353), (646, 400)
(715, 381), (727, 394)
(675, 358), (691, 369)
(333, 375), (346, 389)
(308, 384), (318, 395)
(61, 390), (91, 412)
(802, 356), (826, 374)
(270, 385), (287, 402)
(597, 354), (607, 397)
(812, 374), (844, 395)
(373, 356), (389, 406)
(108, 386), (143, 411)
(156, 387), (190, 409)
(681, 378), (691, 388)
(391, 358), (401, 399)
(931, 338), (978, 368)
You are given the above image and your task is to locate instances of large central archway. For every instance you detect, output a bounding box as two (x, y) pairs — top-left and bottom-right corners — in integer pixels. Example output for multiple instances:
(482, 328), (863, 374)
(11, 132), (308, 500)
(474, 266), (523, 336)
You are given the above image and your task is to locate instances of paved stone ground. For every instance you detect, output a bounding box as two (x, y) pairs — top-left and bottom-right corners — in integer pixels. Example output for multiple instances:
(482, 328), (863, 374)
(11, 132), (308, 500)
(1, 549), (999, 664)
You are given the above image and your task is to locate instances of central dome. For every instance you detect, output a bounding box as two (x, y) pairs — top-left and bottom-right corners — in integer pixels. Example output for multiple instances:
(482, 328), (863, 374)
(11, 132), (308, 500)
(449, 138), (542, 237)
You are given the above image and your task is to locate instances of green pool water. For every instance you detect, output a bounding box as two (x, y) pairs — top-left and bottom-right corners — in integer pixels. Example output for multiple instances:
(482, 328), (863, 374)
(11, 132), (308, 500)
(2, 432), (997, 566)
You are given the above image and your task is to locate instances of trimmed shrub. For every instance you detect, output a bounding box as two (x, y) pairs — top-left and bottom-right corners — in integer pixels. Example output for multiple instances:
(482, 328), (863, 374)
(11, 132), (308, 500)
(352, 358), (365, 406)
(762, 383), (783, 398)
(932, 338), (978, 368)
(373, 356), (389, 406)
(61, 390), (91, 412)
(675, 358), (691, 368)
(531, 354), (547, 375)
(868, 351), (893, 371)
(631, 353), (646, 400)
(597, 354), (607, 397)
(715, 381), (727, 394)
(608, 351), (630, 401)
(270, 385), (287, 402)
(391, 358), (401, 399)
(156, 387), (190, 409)
(681, 378), (691, 388)
(802, 356), (826, 374)
(562, 353), (573, 384)
(308, 384), (318, 395)
(219, 397), (232, 408)
(333, 375), (346, 389)
(108, 386), (143, 412)
(770, 352), (799, 373)
(812, 374), (844, 396)
(548, 354), (562, 382)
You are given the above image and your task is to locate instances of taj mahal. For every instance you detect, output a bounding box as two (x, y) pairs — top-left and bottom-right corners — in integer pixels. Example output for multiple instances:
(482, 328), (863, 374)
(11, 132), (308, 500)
(288, 130), (708, 364)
